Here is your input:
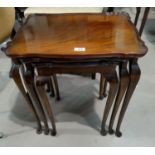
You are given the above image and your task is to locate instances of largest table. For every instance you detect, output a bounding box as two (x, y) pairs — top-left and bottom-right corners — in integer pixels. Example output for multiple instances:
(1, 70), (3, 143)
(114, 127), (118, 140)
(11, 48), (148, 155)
(5, 12), (147, 137)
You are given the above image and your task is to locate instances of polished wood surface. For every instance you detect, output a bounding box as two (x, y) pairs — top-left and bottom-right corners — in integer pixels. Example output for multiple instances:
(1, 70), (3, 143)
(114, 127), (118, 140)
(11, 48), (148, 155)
(6, 13), (148, 137)
(6, 13), (147, 58)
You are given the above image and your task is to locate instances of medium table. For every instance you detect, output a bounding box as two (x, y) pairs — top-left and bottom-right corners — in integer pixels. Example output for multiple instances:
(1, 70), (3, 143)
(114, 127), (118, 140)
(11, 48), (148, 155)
(5, 12), (147, 137)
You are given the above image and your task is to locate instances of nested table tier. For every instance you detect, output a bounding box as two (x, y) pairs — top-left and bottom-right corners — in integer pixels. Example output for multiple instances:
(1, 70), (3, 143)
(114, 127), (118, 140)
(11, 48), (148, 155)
(5, 13), (147, 137)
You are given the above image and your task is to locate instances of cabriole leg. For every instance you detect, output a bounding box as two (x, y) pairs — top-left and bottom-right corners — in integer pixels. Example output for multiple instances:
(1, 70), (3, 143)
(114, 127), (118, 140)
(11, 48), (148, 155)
(100, 66), (119, 136)
(22, 67), (50, 135)
(115, 59), (141, 137)
(109, 61), (129, 134)
(10, 64), (42, 134)
(36, 76), (57, 136)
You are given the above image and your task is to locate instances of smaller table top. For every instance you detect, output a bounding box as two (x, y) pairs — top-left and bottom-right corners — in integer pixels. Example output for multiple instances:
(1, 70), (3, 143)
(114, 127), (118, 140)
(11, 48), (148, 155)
(6, 13), (147, 59)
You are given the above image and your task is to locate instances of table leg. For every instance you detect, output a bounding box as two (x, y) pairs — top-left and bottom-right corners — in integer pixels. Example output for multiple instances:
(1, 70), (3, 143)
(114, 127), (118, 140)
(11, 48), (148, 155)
(115, 59), (141, 137)
(46, 78), (51, 93)
(100, 66), (119, 136)
(36, 77), (57, 136)
(10, 64), (42, 134)
(22, 68), (50, 135)
(139, 7), (150, 37)
(49, 77), (55, 97)
(52, 75), (60, 101)
(99, 74), (107, 99)
(134, 7), (141, 26)
(109, 61), (129, 134)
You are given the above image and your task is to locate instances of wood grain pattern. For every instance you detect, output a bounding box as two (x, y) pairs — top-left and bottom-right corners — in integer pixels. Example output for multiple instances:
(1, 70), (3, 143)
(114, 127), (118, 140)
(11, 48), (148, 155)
(6, 13), (147, 58)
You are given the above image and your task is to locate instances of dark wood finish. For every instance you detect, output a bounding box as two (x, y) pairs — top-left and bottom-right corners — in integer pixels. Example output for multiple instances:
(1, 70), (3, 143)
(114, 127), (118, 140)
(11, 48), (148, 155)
(22, 65), (50, 135)
(6, 13), (147, 58)
(99, 74), (107, 99)
(102, 8), (149, 135)
(36, 76), (57, 136)
(49, 77), (55, 97)
(115, 59), (141, 137)
(52, 75), (60, 100)
(109, 61), (129, 134)
(100, 66), (119, 135)
(34, 60), (119, 136)
(5, 13), (147, 137)
(9, 63), (42, 134)
(134, 7), (141, 26)
(46, 76), (60, 100)
(100, 7), (149, 100)
(139, 7), (150, 37)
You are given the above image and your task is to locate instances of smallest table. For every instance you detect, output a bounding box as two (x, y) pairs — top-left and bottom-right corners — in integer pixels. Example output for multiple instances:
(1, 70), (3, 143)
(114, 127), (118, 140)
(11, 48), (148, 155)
(5, 12), (147, 137)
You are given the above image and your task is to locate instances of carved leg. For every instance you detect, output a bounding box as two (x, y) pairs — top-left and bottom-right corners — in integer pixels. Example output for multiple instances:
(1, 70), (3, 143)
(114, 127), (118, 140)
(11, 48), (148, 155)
(22, 67), (50, 135)
(100, 66), (119, 136)
(36, 77), (57, 136)
(52, 74), (60, 101)
(109, 61), (129, 134)
(115, 59), (141, 137)
(99, 74), (107, 99)
(10, 64), (42, 134)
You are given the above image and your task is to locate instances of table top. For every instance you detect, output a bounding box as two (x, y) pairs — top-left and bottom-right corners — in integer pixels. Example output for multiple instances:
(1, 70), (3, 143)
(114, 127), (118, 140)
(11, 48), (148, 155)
(6, 13), (147, 59)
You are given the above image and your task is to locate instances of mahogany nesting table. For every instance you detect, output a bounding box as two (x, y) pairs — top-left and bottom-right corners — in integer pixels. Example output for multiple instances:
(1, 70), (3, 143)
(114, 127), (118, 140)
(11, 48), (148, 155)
(5, 13), (147, 137)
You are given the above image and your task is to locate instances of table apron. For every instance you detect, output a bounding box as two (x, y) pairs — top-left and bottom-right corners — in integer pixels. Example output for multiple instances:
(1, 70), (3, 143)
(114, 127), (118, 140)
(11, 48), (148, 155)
(35, 64), (117, 76)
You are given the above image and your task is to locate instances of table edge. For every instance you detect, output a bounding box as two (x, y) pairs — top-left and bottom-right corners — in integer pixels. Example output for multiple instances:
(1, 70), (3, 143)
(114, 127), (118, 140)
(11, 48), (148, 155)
(5, 12), (148, 59)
